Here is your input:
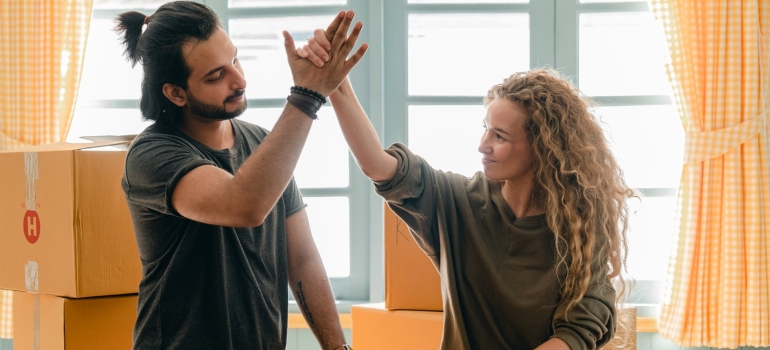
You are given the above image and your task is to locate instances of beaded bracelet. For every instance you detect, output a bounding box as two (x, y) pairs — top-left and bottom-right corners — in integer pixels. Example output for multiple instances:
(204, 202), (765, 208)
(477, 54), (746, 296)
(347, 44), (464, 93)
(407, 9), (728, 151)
(290, 85), (327, 105)
(287, 92), (323, 120)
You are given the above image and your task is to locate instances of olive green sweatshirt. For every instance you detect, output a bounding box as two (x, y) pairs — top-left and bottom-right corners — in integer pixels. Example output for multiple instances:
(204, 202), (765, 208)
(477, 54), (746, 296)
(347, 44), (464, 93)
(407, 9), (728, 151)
(374, 143), (616, 350)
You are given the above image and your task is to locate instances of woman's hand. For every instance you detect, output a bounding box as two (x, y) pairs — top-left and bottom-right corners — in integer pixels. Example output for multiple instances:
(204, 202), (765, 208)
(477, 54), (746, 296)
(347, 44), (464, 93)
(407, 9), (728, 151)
(282, 10), (367, 97)
(297, 25), (334, 67)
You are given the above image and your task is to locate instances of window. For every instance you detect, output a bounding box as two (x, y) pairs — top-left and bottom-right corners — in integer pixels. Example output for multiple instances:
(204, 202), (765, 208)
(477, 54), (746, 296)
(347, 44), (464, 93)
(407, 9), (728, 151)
(72, 0), (681, 313)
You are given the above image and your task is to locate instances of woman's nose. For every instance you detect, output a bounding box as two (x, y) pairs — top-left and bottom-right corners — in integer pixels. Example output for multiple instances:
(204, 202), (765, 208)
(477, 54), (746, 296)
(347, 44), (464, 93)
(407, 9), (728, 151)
(478, 135), (491, 154)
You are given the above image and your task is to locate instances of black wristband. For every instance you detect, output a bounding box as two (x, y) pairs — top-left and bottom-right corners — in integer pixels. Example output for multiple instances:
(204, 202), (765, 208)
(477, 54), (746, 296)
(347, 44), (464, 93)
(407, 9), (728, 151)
(287, 92), (323, 120)
(290, 85), (327, 105)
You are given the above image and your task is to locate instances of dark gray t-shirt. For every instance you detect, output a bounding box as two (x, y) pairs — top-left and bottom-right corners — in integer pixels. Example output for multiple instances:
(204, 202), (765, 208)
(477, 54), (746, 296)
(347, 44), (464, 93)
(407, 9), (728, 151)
(121, 119), (306, 350)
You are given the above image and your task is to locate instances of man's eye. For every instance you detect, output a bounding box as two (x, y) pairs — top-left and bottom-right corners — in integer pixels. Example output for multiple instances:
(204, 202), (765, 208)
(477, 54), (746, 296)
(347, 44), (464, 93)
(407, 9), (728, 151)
(208, 73), (223, 82)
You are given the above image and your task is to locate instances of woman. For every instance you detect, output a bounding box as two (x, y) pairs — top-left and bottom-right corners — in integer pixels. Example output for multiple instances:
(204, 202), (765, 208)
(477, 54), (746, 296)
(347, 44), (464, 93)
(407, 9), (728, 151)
(302, 32), (632, 350)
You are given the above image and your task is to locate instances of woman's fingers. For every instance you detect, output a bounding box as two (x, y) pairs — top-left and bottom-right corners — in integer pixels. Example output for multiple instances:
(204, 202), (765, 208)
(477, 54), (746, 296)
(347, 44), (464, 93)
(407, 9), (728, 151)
(314, 28), (331, 52)
(306, 37), (328, 64)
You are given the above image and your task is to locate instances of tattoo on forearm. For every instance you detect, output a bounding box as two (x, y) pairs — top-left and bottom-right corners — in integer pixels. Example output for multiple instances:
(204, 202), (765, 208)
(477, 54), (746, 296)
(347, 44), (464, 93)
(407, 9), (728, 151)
(296, 281), (314, 326)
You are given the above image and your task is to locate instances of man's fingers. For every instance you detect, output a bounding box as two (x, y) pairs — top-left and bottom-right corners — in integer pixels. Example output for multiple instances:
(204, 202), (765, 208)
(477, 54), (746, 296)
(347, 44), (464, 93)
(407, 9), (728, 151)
(345, 43), (368, 69)
(331, 10), (355, 52)
(339, 21), (363, 57)
(282, 30), (298, 59)
(324, 10), (346, 44)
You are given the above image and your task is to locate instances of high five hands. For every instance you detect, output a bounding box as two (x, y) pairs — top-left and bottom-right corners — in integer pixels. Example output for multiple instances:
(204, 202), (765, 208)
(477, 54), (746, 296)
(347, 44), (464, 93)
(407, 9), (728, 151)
(283, 10), (367, 97)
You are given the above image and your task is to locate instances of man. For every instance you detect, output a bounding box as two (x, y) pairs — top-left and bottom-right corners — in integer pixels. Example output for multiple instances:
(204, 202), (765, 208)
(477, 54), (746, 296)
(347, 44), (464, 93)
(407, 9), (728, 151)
(114, 1), (365, 349)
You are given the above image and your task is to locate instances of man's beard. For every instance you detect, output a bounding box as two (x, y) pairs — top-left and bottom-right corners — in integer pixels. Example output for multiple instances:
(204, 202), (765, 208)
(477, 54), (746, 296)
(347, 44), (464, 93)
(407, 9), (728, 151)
(186, 89), (247, 121)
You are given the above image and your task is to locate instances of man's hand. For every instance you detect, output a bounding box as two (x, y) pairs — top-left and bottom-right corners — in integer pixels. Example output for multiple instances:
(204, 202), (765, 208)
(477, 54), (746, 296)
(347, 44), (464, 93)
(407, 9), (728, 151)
(283, 10), (367, 97)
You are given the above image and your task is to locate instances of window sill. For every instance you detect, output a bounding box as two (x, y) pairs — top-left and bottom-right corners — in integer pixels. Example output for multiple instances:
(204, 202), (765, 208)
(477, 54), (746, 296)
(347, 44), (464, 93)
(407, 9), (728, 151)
(287, 313), (659, 333)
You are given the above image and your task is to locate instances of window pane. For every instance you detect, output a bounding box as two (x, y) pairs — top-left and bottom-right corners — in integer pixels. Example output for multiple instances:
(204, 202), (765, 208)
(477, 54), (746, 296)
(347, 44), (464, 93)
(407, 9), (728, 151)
(408, 105), (486, 177)
(94, 0), (166, 9)
(409, 0), (527, 3)
(579, 12), (671, 96)
(304, 197), (350, 277)
(229, 16), (335, 99)
(79, 19), (143, 100)
(66, 108), (151, 142)
(230, 0), (345, 7)
(596, 105), (684, 189)
(239, 108), (349, 188)
(408, 13), (529, 96)
(626, 196), (677, 281)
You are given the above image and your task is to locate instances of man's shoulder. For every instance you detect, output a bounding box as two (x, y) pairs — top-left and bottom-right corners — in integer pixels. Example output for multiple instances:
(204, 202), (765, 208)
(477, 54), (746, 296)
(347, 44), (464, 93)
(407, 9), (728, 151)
(128, 124), (192, 151)
(232, 118), (269, 139)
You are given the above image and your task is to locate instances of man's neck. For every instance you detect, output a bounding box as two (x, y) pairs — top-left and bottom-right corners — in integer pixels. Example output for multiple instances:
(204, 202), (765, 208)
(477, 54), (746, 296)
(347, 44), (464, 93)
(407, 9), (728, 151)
(178, 118), (235, 150)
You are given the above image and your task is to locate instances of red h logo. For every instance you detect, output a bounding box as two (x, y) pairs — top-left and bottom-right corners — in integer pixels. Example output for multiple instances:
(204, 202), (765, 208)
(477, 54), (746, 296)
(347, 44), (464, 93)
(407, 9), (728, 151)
(23, 210), (41, 244)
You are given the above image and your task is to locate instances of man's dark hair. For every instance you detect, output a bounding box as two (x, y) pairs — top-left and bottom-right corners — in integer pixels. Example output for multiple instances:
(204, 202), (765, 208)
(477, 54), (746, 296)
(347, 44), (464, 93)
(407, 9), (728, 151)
(115, 1), (222, 125)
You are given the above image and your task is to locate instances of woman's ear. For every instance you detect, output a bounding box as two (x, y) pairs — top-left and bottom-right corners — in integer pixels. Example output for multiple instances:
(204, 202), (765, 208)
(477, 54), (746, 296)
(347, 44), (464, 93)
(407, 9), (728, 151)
(162, 83), (187, 107)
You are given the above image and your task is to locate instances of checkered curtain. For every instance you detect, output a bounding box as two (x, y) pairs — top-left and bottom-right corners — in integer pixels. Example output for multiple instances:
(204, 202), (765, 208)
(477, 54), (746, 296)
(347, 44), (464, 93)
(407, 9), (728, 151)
(0, 290), (9, 339)
(0, 0), (93, 150)
(650, 0), (770, 348)
(0, 0), (93, 338)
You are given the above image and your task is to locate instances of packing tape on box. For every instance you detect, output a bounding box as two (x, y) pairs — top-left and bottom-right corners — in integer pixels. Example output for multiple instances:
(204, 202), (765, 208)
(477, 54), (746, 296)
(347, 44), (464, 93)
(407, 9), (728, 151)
(25, 152), (38, 210)
(25, 152), (41, 350)
(25, 261), (40, 350)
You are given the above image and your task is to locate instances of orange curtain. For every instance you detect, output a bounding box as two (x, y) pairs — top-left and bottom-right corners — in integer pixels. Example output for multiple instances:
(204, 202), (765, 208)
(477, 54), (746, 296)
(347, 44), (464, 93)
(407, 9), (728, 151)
(0, 290), (9, 339)
(651, 0), (770, 348)
(0, 0), (93, 339)
(0, 0), (93, 150)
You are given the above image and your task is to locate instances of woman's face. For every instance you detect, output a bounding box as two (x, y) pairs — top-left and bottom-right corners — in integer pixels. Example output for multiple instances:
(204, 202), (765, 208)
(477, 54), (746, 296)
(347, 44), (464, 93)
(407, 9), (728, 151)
(478, 98), (534, 184)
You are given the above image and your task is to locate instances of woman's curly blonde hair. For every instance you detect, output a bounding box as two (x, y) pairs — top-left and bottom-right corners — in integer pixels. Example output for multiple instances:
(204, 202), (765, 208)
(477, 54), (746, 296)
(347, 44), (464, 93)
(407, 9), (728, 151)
(484, 68), (634, 319)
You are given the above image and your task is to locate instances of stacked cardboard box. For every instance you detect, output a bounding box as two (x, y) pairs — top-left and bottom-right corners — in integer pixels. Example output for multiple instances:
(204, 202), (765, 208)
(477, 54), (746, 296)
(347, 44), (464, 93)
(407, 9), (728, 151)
(0, 141), (141, 349)
(352, 206), (636, 350)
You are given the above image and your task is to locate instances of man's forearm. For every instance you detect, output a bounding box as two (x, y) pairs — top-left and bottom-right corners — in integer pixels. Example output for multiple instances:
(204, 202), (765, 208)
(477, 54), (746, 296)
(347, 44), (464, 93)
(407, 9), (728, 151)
(290, 263), (347, 350)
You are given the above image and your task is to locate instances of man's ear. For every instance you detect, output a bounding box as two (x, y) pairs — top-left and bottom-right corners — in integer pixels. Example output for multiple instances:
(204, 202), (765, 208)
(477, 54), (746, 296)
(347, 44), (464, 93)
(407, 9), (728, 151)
(162, 83), (187, 107)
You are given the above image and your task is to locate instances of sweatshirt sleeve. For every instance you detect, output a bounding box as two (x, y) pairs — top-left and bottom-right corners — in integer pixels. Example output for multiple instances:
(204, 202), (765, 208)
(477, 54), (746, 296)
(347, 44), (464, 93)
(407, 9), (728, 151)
(550, 263), (617, 350)
(374, 143), (441, 258)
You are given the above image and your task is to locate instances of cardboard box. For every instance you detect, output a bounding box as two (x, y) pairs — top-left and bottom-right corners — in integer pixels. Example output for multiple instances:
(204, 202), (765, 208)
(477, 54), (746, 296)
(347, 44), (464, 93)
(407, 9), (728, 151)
(604, 307), (637, 350)
(384, 206), (442, 311)
(0, 142), (141, 298)
(352, 302), (637, 350)
(351, 302), (442, 350)
(12, 291), (137, 349)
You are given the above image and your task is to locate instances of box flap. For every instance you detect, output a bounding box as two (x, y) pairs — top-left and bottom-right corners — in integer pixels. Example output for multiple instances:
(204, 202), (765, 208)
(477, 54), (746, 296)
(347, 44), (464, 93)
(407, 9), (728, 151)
(0, 141), (130, 153)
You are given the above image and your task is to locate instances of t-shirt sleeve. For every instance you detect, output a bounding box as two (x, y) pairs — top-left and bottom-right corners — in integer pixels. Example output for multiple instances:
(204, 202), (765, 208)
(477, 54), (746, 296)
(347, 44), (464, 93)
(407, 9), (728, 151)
(282, 177), (307, 217)
(550, 260), (618, 350)
(122, 134), (216, 217)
